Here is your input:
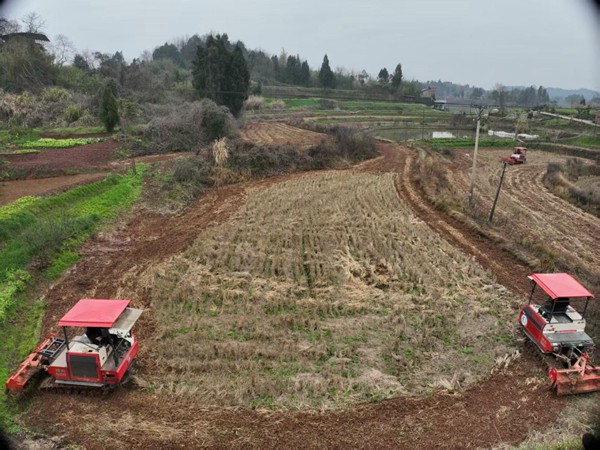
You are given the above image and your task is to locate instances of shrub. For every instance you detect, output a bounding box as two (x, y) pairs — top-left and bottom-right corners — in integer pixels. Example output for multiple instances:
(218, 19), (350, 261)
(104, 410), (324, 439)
(319, 98), (337, 109)
(60, 104), (83, 123)
(228, 141), (309, 177)
(198, 99), (237, 141)
(244, 95), (264, 111)
(269, 100), (285, 110)
(331, 126), (378, 161)
(41, 87), (71, 103)
(171, 156), (214, 197)
(139, 100), (237, 155)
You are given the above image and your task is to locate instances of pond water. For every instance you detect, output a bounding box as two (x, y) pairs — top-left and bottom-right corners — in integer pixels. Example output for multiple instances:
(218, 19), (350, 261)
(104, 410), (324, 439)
(373, 127), (475, 141)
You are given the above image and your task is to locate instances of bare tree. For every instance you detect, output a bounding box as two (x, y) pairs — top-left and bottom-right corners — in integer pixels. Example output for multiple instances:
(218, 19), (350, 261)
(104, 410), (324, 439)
(50, 34), (75, 66)
(80, 49), (98, 69)
(140, 49), (152, 62)
(0, 17), (21, 34)
(20, 12), (45, 33)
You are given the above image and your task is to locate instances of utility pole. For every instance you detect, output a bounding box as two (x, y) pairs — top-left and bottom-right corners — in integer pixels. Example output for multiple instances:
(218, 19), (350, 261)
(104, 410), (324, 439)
(489, 162), (508, 223)
(468, 105), (487, 208)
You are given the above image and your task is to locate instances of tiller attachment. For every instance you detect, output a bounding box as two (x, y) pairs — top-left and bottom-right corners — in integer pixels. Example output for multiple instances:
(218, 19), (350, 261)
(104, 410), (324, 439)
(549, 354), (600, 396)
(5, 335), (64, 392)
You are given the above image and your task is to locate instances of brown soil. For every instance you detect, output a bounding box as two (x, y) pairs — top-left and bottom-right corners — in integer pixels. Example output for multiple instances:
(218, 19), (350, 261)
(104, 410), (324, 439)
(1, 148), (192, 206)
(0, 173), (107, 206)
(21, 141), (567, 449)
(3, 140), (121, 171)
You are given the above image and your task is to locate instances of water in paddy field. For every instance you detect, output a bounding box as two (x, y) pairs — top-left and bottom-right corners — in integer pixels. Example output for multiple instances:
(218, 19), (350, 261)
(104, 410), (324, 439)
(373, 127), (475, 142)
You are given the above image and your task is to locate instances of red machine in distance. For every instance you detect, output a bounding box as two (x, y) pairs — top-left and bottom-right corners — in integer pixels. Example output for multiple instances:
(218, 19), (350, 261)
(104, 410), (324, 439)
(500, 146), (527, 165)
(518, 273), (600, 395)
(6, 299), (142, 393)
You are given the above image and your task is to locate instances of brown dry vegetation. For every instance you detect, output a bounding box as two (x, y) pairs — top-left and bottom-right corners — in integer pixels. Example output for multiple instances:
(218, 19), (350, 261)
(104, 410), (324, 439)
(131, 171), (517, 409)
(544, 158), (600, 218)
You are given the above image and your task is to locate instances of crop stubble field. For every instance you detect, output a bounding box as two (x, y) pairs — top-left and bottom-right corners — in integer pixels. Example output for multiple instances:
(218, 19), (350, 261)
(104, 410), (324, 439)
(134, 170), (517, 408)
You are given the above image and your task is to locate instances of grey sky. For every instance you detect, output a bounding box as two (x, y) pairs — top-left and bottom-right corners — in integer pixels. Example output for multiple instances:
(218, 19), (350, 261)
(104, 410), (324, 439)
(3, 0), (600, 91)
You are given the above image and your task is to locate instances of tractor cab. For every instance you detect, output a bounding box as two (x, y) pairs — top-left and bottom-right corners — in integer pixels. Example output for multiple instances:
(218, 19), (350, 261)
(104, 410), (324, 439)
(519, 273), (594, 356)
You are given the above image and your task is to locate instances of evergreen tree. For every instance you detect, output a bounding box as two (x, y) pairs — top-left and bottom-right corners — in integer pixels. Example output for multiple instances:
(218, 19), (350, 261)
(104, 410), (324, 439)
(300, 61), (311, 86)
(223, 45), (250, 115)
(73, 54), (90, 71)
(377, 68), (389, 84)
(192, 34), (249, 116)
(318, 54), (335, 89)
(152, 42), (185, 67)
(391, 63), (403, 90)
(99, 80), (119, 132)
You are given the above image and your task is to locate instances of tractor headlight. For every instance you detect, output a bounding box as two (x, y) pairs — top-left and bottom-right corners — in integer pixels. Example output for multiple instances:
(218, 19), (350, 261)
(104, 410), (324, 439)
(552, 345), (560, 353)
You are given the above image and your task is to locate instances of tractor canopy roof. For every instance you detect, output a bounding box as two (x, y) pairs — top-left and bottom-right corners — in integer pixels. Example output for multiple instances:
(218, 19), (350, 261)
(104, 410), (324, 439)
(58, 299), (131, 327)
(529, 273), (594, 300)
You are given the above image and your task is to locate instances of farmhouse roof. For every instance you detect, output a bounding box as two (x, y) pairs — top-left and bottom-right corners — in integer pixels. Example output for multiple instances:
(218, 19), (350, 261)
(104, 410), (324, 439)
(0, 32), (49, 44)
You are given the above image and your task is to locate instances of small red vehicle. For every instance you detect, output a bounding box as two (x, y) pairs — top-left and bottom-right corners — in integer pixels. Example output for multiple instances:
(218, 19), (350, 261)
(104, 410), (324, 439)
(519, 273), (600, 395)
(6, 299), (142, 393)
(500, 146), (527, 164)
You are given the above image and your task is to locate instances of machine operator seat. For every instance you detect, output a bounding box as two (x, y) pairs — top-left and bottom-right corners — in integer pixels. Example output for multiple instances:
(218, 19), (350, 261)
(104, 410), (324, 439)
(542, 298), (570, 315)
(85, 327), (111, 346)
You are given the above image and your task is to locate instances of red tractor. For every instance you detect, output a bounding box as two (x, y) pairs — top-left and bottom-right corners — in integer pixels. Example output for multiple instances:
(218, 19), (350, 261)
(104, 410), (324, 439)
(500, 146), (527, 165)
(519, 273), (600, 395)
(5, 299), (142, 394)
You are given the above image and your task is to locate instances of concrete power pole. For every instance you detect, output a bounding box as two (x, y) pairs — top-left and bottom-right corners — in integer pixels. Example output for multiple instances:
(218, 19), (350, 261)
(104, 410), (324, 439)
(468, 105), (487, 208)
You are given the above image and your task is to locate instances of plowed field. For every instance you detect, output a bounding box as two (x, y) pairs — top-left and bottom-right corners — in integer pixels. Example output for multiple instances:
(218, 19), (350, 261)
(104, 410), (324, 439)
(447, 148), (600, 278)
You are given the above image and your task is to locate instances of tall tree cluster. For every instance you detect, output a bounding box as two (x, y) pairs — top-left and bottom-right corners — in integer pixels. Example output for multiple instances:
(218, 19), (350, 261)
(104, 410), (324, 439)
(192, 34), (249, 116)
(488, 85), (550, 107)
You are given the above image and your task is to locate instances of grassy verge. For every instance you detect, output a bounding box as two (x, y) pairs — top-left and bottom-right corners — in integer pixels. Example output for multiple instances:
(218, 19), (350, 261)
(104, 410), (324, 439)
(560, 135), (600, 149)
(421, 138), (515, 151)
(0, 167), (145, 431)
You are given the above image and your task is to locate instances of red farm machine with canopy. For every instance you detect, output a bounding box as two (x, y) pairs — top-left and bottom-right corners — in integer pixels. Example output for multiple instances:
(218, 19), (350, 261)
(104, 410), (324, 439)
(500, 146), (527, 165)
(519, 273), (600, 395)
(5, 299), (142, 394)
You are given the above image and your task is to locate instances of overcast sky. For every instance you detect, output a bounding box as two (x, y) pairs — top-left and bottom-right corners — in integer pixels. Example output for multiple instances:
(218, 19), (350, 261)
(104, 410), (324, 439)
(2, 0), (599, 91)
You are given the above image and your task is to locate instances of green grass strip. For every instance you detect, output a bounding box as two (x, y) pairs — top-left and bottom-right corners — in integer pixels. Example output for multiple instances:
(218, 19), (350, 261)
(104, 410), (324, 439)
(0, 167), (145, 430)
(19, 137), (103, 149)
(421, 138), (515, 149)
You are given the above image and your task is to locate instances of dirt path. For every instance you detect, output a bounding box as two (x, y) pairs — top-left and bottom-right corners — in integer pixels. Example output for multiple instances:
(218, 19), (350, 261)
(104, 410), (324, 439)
(23, 142), (566, 449)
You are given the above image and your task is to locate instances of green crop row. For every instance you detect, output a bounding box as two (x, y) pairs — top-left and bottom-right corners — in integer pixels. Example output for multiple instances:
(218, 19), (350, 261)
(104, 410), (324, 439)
(19, 137), (104, 149)
(0, 167), (144, 430)
(422, 138), (514, 150)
